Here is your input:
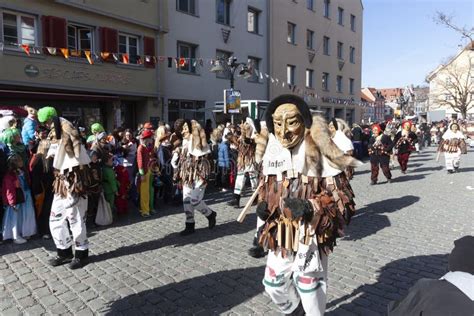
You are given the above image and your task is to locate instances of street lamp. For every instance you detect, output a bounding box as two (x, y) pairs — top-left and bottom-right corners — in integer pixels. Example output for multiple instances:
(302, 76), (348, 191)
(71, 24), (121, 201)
(211, 56), (253, 123)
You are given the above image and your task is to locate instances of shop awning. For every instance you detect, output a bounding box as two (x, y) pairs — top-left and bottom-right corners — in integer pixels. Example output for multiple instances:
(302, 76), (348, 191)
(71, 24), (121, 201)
(0, 89), (120, 101)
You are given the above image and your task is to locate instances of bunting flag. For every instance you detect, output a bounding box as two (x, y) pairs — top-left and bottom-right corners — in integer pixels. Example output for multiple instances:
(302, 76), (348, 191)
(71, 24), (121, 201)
(145, 56), (151, 63)
(21, 44), (30, 56)
(60, 48), (69, 59)
(101, 52), (110, 60)
(174, 58), (178, 68)
(112, 53), (119, 62)
(70, 49), (81, 57)
(153, 56), (157, 63)
(158, 56), (165, 62)
(136, 56), (143, 65)
(179, 57), (186, 67)
(167, 57), (173, 68)
(84, 50), (93, 64)
(33, 47), (41, 54)
(260, 72), (263, 80)
(46, 47), (56, 55)
(0, 41), (4, 52)
(122, 53), (129, 64)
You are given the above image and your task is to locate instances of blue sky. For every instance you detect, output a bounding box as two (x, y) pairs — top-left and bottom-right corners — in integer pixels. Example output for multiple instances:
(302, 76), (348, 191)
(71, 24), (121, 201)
(362, 0), (473, 88)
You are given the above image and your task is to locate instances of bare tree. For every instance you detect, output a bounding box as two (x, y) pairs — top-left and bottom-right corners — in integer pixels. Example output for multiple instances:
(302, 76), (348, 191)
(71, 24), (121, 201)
(434, 11), (473, 43)
(430, 56), (474, 118)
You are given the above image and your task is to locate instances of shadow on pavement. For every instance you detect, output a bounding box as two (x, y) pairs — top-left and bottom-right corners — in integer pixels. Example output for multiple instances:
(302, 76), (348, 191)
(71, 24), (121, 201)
(104, 266), (266, 315)
(391, 173), (428, 183)
(344, 195), (420, 241)
(326, 253), (448, 315)
(90, 215), (255, 264)
(410, 166), (443, 173)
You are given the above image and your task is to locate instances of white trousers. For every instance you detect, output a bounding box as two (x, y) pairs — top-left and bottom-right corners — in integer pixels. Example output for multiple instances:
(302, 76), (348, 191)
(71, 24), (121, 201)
(234, 166), (258, 195)
(50, 195), (89, 251)
(263, 250), (328, 315)
(445, 150), (461, 170)
(183, 184), (212, 223)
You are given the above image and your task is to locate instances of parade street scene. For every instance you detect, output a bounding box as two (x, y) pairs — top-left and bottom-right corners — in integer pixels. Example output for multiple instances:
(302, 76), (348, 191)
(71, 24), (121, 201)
(0, 0), (473, 315)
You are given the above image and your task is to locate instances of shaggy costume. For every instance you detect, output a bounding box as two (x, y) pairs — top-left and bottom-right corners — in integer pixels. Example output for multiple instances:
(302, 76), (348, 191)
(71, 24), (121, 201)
(256, 95), (360, 315)
(368, 124), (394, 184)
(171, 120), (216, 236)
(329, 118), (355, 180)
(393, 121), (417, 173)
(228, 118), (261, 208)
(439, 123), (467, 173)
(38, 107), (91, 270)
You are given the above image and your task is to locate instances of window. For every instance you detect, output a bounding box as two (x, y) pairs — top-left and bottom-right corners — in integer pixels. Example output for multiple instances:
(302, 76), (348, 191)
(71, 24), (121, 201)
(247, 56), (260, 82)
(349, 78), (354, 94)
(322, 72), (329, 90)
(307, 0), (314, 10)
(216, 50), (232, 79)
(119, 34), (139, 64)
(67, 24), (93, 57)
(177, 0), (196, 15)
(287, 22), (296, 44)
(306, 69), (314, 88)
(178, 42), (198, 73)
(306, 29), (314, 49)
(247, 7), (259, 33)
(350, 14), (356, 31)
(2, 11), (36, 47)
(287, 65), (295, 85)
(350, 46), (355, 63)
(337, 75), (343, 92)
(216, 0), (231, 25)
(324, 0), (330, 18)
(323, 36), (330, 55)
(337, 41), (343, 60)
(338, 7), (344, 25)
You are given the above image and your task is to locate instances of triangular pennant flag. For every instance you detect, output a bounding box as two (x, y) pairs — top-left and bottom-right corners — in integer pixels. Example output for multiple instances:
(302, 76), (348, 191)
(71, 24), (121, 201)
(46, 47), (57, 55)
(167, 57), (173, 68)
(174, 58), (179, 68)
(265, 73), (269, 78)
(32, 47), (41, 54)
(193, 59), (197, 67)
(136, 56), (143, 65)
(179, 57), (186, 67)
(0, 41), (4, 52)
(101, 52), (110, 60)
(60, 48), (69, 59)
(153, 56), (157, 63)
(271, 77), (275, 83)
(70, 49), (81, 57)
(199, 59), (204, 66)
(260, 72), (263, 80)
(21, 44), (30, 56)
(145, 56), (151, 63)
(112, 53), (119, 62)
(122, 53), (129, 64)
(275, 78), (279, 84)
(282, 82), (285, 87)
(158, 56), (165, 62)
(292, 85), (296, 92)
(84, 50), (93, 64)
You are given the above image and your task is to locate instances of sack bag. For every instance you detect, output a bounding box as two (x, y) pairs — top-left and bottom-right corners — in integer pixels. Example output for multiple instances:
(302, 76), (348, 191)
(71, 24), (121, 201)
(95, 193), (113, 226)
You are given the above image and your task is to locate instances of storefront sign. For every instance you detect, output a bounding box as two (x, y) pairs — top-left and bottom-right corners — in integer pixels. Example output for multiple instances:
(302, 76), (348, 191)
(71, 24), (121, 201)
(24, 64), (39, 77)
(40, 67), (130, 85)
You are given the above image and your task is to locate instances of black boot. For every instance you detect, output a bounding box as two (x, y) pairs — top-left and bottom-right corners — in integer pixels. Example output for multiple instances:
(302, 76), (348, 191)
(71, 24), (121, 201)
(248, 237), (266, 258)
(49, 247), (73, 267)
(180, 222), (195, 236)
(69, 249), (89, 270)
(227, 194), (240, 208)
(207, 211), (217, 229)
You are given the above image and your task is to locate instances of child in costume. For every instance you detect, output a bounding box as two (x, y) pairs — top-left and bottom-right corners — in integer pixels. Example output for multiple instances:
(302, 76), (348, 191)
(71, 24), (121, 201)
(2, 154), (37, 243)
(368, 124), (394, 184)
(393, 120), (417, 173)
(102, 153), (119, 214)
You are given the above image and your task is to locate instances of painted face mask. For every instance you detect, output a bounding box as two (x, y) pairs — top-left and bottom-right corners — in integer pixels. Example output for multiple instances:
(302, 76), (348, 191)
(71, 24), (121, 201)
(181, 122), (190, 139)
(272, 103), (305, 149)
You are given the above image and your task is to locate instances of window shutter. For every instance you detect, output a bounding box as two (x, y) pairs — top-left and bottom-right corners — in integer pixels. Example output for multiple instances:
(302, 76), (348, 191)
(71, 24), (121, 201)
(41, 16), (51, 47)
(50, 17), (67, 48)
(143, 36), (155, 68)
(100, 27), (118, 53)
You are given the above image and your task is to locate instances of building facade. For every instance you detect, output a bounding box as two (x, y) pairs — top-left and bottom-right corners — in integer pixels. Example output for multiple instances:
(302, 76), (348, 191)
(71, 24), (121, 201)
(162, 0), (268, 124)
(426, 42), (474, 121)
(268, 0), (363, 124)
(361, 87), (385, 123)
(0, 0), (166, 130)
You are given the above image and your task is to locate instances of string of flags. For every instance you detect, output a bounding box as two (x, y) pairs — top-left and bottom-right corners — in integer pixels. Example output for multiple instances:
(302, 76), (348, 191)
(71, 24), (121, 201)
(0, 40), (375, 108)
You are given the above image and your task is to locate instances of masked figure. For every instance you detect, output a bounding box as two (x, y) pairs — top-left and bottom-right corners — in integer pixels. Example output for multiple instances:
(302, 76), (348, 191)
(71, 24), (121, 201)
(228, 117), (261, 208)
(368, 124), (394, 184)
(38, 106), (91, 270)
(438, 122), (467, 174)
(393, 121), (417, 173)
(255, 95), (360, 315)
(171, 119), (217, 236)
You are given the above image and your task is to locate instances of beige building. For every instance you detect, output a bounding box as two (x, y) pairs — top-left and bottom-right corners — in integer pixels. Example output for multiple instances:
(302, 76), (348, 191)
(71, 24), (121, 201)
(426, 42), (474, 121)
(269, 0), (363, 124)
(0, 0), (167, 129)
(162, 0), (268, 124)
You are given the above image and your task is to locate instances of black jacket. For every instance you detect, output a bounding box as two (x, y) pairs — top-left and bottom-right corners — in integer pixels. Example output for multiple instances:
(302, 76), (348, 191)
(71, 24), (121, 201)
(368, 134), (394, 156)
(393, 131), (417, 154)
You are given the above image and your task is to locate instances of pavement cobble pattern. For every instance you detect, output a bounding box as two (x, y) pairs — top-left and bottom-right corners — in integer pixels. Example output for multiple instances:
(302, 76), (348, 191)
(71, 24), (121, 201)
(0, 147), (473, 315)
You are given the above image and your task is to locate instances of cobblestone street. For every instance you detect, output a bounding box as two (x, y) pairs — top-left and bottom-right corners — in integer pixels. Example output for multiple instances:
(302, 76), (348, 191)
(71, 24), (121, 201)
(1, 147), (473, 315)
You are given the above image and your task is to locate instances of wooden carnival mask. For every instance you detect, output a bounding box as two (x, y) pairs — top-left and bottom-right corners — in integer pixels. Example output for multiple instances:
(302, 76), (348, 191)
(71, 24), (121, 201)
(181, 121), (191, 139)
(272, 103), (305, 149)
